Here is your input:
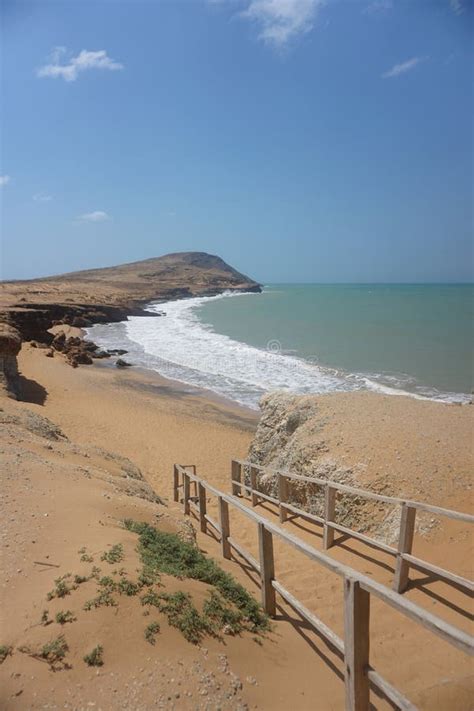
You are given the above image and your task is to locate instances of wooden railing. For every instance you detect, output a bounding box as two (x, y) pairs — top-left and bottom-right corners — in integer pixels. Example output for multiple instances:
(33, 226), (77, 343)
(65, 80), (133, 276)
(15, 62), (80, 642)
(231, 459), (474, 595)
(173, 464), (473, 711)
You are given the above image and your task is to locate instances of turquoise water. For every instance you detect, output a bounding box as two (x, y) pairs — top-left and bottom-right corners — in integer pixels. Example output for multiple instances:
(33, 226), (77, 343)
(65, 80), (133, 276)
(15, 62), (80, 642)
(197, 284), (473, 398)
(89, 283), (473, 408)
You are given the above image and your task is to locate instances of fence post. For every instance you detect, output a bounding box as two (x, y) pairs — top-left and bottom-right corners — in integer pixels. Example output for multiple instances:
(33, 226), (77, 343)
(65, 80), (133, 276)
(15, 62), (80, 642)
(344, 578), (370, 711)
(173, 465), (180, 503)
(258, 522), (276, 616)
(198, 482), (207, 534)
(393, 503), (416, 593)
(218, 496), (231, 559)
(323, 485), (337, 549)
(278, 473), (289, 523)
(183, 473), (190, 516)
(250, 466), (259, 507)
(231, 460), (242, 496)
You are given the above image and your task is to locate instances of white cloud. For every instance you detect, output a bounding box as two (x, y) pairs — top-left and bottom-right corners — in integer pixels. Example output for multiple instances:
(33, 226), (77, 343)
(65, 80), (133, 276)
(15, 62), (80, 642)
(0, 175), (11, 187)
(363, 0), (392, 15)
(33, 192), (53, 202)
(77, 210), (110, 222)
(37, 48), (123, 82)
(450, 0), (464, 14)
(239, 0), (325, 47)
(382, 56), (427, 79)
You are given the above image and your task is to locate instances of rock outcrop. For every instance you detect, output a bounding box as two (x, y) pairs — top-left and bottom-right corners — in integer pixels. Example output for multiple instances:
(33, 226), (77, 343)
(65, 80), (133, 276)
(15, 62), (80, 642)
(0, 322), (21, 397)
(0, 252), (261, 362)
(247, 392), (386, 538)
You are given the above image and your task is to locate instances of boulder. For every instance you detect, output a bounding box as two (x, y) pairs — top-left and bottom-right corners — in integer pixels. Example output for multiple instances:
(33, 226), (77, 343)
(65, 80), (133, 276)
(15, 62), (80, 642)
(116, 358), (132, 368)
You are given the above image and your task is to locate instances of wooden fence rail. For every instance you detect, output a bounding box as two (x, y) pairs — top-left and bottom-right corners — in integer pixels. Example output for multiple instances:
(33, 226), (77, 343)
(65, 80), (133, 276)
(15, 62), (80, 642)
(173, 464), (473, 711)
(230, 459), (474, 595)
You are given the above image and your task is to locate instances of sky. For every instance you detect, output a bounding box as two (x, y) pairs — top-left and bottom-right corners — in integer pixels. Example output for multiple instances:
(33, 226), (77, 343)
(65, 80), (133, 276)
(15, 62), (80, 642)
(1, 0), (473, 283)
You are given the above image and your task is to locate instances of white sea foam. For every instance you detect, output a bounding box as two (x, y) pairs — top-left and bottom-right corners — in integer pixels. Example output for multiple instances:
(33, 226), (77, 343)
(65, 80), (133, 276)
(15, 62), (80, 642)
(87, 291), (470, 408)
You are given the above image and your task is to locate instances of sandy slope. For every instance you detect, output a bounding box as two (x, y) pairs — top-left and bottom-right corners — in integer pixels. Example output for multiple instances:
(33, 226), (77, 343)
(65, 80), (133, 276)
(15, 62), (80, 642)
(1, 344), (473, 710)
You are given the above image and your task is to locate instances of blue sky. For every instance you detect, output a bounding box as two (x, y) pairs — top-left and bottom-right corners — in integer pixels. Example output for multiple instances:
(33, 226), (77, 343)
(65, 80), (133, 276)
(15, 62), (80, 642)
(1, 0), (472, 282)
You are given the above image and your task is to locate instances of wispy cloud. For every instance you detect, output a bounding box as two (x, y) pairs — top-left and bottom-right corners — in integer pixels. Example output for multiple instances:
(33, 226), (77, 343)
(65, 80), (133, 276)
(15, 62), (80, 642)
(239, 0), (326, 48)
(33, 192), (53, 202)
(37, 47), (123, 82)
(382, 56), (427, 79)
(363, 0), (392, 15)
(0, 175), (11, 187)
(450, 0), (464, 15)
(77, 210), (110, 222)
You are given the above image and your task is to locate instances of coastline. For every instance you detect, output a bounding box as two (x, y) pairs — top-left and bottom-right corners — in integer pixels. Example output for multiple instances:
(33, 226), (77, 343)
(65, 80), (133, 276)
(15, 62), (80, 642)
(85, 290), (472, 410)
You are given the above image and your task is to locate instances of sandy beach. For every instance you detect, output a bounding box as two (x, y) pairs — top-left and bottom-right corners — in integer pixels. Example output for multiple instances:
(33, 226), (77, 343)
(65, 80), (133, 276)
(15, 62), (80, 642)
(1, 341), (471, 710)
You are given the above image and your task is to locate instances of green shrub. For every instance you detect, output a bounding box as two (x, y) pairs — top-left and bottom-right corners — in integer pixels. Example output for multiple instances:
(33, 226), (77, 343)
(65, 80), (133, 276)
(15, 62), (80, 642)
(203, 591), (244, 636)
(83, 645), (104, 667)
(123, 520), (269, 632)
(144, 621), (160, 645)
(46, 575), (72, 600)
(40, 635), (68, 669)
(55, 610), (76, 625)
(156, 591), (208, 644)
(101, 544), (124, 564)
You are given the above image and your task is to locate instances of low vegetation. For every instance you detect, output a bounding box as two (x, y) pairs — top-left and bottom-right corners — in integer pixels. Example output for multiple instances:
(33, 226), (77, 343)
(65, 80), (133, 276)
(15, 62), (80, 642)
(83, 645), (104, 667)
(46, 574), (74, 600)
(39, 635), (69, 670)
(144, 621), (160, 645)
(124, 519), (270, 640)
(101, 544), (124, 564)
(78, 547), (94, 563)
(55, 610), (76, 625)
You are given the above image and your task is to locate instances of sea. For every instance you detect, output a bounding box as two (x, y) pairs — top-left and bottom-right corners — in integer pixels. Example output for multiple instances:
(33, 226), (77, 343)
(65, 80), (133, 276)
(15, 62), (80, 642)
(87, 284), (473, 409)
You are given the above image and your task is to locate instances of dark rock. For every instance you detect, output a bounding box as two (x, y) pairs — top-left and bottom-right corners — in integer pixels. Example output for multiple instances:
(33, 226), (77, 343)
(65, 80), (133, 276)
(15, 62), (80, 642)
(52, 332), (66, 352)
(107, 348), (128, 356)
(30, 341), (38, 348)
(116, 358), (132, 368)
(45, 349), (54, 358)
(72, 315), (91, 327)
(92, 350), (110, 359)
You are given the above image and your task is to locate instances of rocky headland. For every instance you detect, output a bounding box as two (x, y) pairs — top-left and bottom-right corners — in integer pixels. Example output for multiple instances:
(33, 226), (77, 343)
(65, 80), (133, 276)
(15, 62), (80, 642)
(0, 252), (261, 395)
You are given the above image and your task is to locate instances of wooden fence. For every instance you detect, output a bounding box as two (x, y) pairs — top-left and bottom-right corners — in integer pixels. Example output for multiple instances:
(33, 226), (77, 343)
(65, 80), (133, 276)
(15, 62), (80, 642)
(230, 459), (474, 595)
(173, 463), (473, 711)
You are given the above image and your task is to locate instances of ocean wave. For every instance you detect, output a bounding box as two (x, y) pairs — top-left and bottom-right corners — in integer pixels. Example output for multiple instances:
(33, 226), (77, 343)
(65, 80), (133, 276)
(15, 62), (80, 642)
(87, 291), (471, 408)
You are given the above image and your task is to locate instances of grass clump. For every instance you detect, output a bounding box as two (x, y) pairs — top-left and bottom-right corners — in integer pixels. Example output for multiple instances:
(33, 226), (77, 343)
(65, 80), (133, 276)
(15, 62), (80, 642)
(40, 635), (69, 670)
(46, 575), (72, 601)
(140, 589), (162, 607)
(144, 621), (160, 645)
(84, 589), (117, 611)
(74, 574), (88, 585)
(41, 609), (51, 626)
(83, 645), (104, 667)
(0, 645), (12, 664)
(78, 547), (94, 563)
(101, 544), (124, 565)
(203, 591), (244, 636)
(157, 592), (208, 644)
(55, 610), (76, 625)
(123, 520), (269, 633)
(117, 578), (140, 596)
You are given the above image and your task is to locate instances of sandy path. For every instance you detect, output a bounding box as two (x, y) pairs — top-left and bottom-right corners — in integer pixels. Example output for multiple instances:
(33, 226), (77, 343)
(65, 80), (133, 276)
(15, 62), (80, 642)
(13, 345), (474, 710)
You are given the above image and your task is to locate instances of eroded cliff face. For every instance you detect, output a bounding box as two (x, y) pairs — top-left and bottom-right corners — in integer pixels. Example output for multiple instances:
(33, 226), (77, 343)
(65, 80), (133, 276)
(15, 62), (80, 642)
(0, 322), (21, 398)
(246, 392), (402, 542)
